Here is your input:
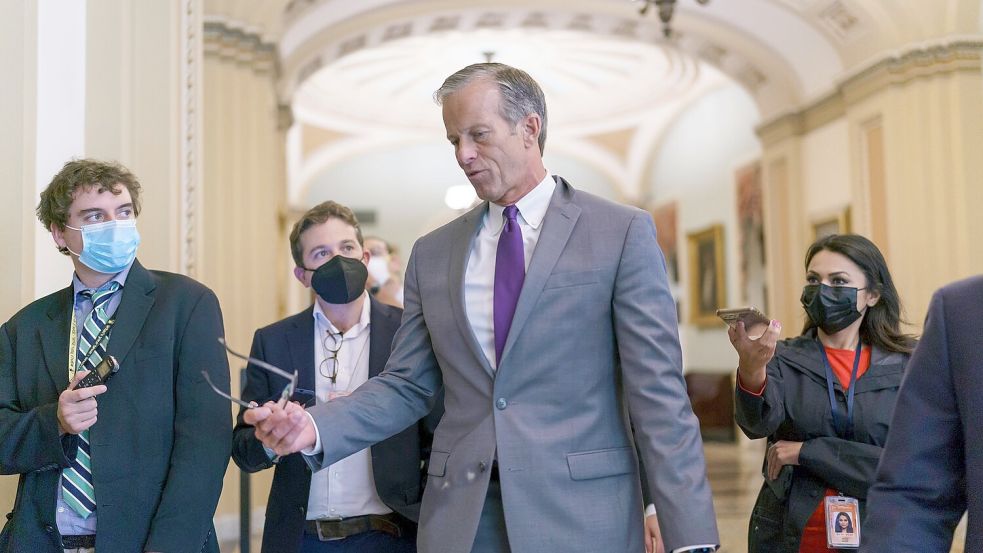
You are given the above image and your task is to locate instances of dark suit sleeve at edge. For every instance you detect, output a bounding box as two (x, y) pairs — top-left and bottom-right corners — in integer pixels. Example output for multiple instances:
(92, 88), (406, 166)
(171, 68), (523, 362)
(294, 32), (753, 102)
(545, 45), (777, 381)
(860, 288), (965, 552)
(0, 323), (75, 475)
(144, 289), (232, 552)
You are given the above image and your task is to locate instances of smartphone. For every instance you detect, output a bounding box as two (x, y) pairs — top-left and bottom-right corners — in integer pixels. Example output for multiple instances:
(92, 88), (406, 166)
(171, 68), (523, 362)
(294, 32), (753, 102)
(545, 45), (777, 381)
(716, 306), (770, 329)
(74, 355), (120, 389)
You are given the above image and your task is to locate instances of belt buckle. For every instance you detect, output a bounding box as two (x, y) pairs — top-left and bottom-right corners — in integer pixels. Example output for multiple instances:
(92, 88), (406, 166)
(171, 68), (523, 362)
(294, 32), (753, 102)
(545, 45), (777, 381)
(315, 517), (343, 541)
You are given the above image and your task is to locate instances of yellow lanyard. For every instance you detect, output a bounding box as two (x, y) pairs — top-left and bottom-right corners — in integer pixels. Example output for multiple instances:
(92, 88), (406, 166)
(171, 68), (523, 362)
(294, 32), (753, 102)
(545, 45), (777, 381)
(68, 310), (79, 380)
(67, 306), (117, 382)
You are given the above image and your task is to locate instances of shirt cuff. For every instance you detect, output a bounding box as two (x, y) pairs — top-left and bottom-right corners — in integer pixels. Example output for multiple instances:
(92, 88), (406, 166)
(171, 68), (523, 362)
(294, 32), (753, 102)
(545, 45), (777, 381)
(300, 411), (323, 456)
(737, 372), (766, 396)
(644, 504), (656, 517)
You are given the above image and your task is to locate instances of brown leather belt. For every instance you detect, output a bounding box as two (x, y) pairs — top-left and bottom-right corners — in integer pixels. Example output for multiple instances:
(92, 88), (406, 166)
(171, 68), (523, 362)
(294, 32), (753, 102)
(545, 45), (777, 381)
(62, 534), (96, 549)
(304, 512), (404, 541)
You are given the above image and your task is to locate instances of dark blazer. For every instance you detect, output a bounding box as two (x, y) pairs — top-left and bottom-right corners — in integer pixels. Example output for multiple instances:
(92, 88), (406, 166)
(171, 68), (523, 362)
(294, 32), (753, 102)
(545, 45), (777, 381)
(0, 260), (232, 553)
(735, 329), (910, 552)
(863, 276), (983, 552)
(231, 297), (442, 553)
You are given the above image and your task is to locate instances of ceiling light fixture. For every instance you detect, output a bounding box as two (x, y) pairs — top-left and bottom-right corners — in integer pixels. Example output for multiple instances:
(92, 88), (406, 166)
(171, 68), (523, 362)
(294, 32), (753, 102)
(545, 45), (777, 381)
(635, 0), (711, 38)
(444, 185), (478, 211)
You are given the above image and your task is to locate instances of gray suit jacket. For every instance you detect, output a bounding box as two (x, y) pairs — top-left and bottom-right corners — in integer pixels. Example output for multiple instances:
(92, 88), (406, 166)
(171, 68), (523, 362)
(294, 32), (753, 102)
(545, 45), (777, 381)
(306, 178), (718, 552)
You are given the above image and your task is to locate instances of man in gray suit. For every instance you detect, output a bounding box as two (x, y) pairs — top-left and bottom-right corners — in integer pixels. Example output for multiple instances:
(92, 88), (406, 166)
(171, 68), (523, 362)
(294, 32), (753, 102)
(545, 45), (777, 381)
(246, 63), (719, 553)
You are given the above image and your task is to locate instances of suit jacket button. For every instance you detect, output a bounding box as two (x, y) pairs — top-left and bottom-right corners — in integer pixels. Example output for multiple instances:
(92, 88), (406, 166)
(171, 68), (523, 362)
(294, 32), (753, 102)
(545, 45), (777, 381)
(44, 524), (55, 533)
(496, 398), (507, 410)
(479, 461), (487, 472)
(298, 506), (305, 514)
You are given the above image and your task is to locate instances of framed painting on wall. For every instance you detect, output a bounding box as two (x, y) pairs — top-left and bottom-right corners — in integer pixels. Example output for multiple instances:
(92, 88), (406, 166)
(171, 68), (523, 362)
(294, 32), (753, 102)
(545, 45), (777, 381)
(687, 224), (726, 327)
(811, 206), (852, 242)
(651, 202), (679, 284)
(735, 161), (767, 311)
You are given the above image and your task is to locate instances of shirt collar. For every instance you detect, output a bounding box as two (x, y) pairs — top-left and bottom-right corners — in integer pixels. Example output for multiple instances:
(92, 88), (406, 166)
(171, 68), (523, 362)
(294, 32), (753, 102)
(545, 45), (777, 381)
(485, 172), (556, 235)
(312, 292), (372, 339)
(72, 260), (133, 298)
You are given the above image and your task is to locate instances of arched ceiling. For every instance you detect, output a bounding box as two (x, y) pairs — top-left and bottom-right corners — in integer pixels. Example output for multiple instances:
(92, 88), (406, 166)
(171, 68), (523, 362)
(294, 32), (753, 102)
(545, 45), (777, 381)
(279, 0), (810, 117)
(292, 27), (728, 136)
(203, 0), (982, 209)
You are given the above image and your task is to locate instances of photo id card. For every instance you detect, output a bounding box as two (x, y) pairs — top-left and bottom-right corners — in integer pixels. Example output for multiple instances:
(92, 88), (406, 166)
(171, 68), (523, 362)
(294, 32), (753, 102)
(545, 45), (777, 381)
(825, 495), (860, 549)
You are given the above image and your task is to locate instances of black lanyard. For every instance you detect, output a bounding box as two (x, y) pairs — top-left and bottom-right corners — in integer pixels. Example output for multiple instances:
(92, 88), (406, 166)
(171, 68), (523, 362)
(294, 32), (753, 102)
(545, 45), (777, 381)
(817, 338), (863, 439)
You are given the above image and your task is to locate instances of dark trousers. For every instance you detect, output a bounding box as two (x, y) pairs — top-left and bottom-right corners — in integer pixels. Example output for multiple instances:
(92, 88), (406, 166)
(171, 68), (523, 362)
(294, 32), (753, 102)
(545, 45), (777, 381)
(470, 479), (512, 553)
(300, 530), (416, 553)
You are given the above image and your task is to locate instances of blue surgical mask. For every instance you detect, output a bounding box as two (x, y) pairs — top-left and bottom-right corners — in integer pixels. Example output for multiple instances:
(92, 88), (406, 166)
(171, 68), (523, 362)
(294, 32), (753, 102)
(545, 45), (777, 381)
(66, 219), (141, 274)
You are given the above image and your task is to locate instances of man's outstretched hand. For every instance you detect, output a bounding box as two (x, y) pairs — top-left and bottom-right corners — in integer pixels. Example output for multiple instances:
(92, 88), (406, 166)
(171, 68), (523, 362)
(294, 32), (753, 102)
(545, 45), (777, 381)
(243, 400), (317, 456)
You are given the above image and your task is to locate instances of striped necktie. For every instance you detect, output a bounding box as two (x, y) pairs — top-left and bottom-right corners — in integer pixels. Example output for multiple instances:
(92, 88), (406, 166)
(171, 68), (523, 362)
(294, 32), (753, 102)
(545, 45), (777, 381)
(62, 281), (120, 518)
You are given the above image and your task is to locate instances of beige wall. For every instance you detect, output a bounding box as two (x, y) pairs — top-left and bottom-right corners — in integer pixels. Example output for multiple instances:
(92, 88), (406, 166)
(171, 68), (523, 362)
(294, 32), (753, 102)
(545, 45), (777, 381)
(0, 0), (38, 515)
(759, 40), (983, 336)
(201, 20), (288, 537)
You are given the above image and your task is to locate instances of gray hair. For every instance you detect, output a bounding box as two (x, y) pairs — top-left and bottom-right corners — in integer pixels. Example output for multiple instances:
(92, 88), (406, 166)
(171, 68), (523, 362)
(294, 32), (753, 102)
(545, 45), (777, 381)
(433, 62), (548, 154)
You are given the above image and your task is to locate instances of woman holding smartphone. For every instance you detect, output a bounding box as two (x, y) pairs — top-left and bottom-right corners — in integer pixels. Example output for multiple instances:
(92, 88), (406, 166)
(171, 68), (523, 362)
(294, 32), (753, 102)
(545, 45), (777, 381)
(729, 234), (915, 552)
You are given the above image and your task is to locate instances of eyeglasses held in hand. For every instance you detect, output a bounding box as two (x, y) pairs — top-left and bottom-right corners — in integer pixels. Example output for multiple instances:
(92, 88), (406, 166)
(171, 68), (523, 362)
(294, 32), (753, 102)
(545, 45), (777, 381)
(202, 337), (298, 409)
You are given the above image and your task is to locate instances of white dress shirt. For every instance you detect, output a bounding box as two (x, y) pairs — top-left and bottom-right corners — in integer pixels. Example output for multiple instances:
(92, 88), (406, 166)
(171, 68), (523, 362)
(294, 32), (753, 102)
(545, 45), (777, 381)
(306, 295), (391, 520)
(464, 173), (555, 369)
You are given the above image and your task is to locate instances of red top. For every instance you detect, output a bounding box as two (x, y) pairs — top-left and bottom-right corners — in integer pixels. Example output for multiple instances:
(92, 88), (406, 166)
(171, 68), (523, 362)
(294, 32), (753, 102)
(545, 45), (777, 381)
(799, 345), (871, 552)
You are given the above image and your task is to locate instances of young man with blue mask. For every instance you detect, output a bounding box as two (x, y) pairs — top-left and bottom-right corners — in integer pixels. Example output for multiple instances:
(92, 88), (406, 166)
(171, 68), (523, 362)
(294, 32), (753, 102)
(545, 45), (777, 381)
(0, 159), (232, 553)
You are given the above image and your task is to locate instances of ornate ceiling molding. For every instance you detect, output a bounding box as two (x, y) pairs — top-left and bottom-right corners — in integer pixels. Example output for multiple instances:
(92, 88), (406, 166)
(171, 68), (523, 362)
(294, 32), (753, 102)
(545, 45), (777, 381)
(180, 0), (203, 277)
(757, 37), (983, 146)
(280, 7), (770, 112)
(203, 18), (278, 74)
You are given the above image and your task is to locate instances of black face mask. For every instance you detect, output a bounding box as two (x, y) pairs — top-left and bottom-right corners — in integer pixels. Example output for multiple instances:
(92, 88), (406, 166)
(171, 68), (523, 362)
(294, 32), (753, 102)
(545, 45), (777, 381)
(800, 283), (865, 334)
(308, 255), (367, 304)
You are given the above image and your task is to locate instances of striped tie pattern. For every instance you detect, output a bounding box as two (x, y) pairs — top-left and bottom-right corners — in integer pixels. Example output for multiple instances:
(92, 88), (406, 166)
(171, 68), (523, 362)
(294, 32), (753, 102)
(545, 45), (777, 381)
(61, 281), (119, 518)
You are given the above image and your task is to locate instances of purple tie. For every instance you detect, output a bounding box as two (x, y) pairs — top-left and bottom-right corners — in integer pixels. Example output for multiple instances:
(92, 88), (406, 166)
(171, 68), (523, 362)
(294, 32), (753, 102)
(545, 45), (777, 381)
(494, 205), (525, 365)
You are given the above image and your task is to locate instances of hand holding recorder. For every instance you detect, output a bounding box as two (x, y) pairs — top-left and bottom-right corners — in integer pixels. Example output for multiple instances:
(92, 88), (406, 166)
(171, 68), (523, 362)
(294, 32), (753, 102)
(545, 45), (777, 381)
(56, 356), (118, 436)
(719, 307), (781, 391)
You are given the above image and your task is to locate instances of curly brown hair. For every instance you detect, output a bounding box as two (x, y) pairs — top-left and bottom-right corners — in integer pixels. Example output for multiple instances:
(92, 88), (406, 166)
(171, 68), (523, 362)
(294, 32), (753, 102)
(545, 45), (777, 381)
(37, 159), (142, 232)
(289, 201), (363, 267)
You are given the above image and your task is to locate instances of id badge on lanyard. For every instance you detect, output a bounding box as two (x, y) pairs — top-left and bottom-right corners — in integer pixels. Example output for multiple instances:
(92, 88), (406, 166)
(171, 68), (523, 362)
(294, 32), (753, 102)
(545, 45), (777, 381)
(818, 339), (864, 548)
(825, 495), (860, 548)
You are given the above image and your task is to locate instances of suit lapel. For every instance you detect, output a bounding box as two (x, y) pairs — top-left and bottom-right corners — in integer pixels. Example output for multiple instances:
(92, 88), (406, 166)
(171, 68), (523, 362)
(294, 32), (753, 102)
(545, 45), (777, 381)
(500, 178), (581, 366)
(106, 260), (156, 365)
(287, 307), (316, 393)
(448, 203), (496, 377)
(40, 286), (75, 390)
(367, 298), (398, 378)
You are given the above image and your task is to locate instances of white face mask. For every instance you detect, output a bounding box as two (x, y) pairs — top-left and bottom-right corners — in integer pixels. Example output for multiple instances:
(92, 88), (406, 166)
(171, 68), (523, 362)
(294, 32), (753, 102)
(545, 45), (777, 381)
(366, 256), (390, 286)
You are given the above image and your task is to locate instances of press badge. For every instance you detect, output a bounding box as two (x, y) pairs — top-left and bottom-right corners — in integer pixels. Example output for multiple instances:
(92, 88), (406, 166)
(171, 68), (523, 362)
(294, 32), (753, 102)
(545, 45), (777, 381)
(825, 495), (860, 549)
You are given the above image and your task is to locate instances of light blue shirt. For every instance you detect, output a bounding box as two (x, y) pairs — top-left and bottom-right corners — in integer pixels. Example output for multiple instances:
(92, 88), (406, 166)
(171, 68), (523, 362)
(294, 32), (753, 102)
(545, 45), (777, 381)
(56, 262), (131, 536)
